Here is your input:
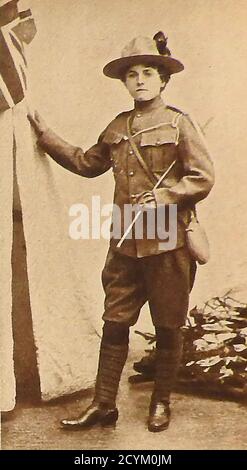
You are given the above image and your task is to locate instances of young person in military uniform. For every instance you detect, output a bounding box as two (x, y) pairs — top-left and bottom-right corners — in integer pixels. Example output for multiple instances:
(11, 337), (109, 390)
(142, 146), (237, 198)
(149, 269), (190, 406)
(28, 32), (214, 432)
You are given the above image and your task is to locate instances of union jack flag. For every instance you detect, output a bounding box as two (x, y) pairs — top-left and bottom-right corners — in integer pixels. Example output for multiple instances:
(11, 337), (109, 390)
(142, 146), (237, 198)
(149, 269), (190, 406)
(0, 0), (36, 111)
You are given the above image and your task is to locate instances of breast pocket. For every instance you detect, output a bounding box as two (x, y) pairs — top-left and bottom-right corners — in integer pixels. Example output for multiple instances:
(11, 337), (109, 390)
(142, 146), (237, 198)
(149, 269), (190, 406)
(140, 127), (178, 173)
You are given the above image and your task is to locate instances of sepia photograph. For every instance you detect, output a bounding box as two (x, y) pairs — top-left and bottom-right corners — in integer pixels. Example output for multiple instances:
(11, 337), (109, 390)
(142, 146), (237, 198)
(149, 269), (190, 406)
(0, 0), (247, 454)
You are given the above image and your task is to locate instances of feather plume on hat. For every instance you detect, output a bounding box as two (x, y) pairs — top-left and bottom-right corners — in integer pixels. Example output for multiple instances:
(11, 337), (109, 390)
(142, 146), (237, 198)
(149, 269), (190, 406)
(103, 32), (184, 79)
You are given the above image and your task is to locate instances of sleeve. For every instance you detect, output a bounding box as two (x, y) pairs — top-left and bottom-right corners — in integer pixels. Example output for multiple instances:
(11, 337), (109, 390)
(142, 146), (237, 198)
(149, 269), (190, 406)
(153, 113), (215, 207)
(38, 127), (112, 178)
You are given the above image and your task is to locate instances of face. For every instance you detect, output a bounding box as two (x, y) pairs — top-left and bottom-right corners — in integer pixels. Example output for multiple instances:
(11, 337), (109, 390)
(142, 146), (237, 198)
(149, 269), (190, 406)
(124, 64), (165, 101)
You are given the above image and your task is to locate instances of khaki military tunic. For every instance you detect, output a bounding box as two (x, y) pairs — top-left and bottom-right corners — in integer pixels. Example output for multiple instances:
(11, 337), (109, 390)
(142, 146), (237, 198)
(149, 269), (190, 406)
(39, 96), (214, 258)
(38, 96), (214, 327)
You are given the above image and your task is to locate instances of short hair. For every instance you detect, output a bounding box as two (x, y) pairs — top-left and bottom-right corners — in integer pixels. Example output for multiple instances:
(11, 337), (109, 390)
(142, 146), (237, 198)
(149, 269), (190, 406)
(121, 63), (170, 87)
(156, 65), (170, 85)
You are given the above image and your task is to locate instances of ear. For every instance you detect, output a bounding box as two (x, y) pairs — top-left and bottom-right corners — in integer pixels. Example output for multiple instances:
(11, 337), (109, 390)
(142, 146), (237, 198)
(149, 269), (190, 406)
(160, 79), (167, 92)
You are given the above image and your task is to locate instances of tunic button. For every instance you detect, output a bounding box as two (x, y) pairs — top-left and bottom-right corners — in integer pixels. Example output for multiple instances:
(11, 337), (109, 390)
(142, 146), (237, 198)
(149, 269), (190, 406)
(129, 149), (134, 155)
(129, 171), (134, 176)
(123, 135), (128, 141)
(136, 113), (141, 118)
(131, 194), (136, 199)
(156, 139), (161, 145)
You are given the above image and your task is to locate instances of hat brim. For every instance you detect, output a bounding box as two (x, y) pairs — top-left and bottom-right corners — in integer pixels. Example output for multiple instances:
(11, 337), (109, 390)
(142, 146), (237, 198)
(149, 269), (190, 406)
(103, 55), (184, 79)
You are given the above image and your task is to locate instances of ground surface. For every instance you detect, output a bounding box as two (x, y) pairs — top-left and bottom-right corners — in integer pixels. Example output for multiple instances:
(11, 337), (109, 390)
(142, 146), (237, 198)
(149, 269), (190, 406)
(1, 351), (247, 451)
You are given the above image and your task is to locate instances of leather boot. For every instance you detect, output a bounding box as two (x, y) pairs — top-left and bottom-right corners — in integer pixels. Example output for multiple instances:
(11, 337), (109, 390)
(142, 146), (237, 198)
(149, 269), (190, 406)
(60, 402), (118, 429)
(148, 342), (182, 433)
(61, 342), (128, 429)
(148, 400), (170, 432)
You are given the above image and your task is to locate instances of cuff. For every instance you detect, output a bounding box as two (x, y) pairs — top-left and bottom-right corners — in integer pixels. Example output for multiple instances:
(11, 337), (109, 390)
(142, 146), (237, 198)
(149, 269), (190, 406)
(153, 187), (176, 206)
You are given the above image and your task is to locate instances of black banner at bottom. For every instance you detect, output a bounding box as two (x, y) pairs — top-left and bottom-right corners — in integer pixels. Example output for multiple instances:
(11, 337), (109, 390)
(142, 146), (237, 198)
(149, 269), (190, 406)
(0, 450), (246, 466)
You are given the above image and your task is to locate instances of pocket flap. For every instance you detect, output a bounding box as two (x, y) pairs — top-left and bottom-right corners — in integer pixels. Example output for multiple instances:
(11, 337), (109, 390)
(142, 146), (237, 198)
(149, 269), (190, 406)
(140, 126), (178, 147)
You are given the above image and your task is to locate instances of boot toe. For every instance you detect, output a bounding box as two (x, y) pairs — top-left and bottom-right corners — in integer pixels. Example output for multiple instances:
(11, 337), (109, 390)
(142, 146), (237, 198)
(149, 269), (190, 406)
(148, 417), (170, 432)
(148, 402), (170, 433)
(60, 418), (83, 428)
(60, 405), (101, 429)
